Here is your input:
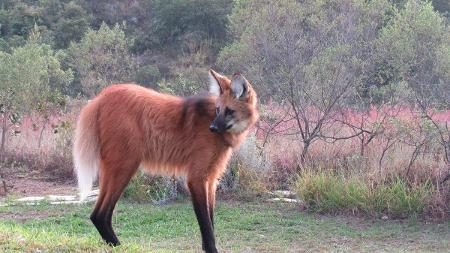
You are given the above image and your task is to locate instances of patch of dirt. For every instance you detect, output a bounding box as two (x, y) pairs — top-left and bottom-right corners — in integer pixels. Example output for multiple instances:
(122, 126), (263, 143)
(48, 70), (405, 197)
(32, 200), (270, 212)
(1, 166), (77, 197)
(7, 178), (77, 196)
(0, 210), (55, 223)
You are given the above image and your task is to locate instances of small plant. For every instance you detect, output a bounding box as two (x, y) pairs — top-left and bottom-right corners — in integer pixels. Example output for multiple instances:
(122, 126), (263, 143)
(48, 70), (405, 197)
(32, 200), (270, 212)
(123, 171), (179, 204)
(295, 169), (433, 217)
(135, 64), (161, 89)
(376, 178), (433, 218)
(157, 74), (202, 96)
(221, 132), (269, 199)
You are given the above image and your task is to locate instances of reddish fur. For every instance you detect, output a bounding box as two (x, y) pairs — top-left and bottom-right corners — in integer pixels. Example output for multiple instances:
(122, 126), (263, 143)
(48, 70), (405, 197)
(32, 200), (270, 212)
(74, 70), (258, 251)
(88, 83), (253, 180)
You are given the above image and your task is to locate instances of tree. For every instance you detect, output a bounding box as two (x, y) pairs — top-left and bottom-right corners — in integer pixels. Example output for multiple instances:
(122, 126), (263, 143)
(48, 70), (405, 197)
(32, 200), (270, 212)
(376, 0), (450, 179)
(377, 0), (450, 107)
(0, 1), (39, 49)
(0, 31), (73, 192)
(0, 0), (91, 50)
(67, 23), (137, 98)
(219, 0), (392, 164)
(131, 0), (232, 54)
(39, 0), (90, 49)
(433, 0), (450, 16)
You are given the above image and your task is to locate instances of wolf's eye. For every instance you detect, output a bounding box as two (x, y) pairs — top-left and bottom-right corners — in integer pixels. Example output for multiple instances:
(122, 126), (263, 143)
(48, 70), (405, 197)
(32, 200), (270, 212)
(225, 107), (235, 116)
(216, 107), (220, 115)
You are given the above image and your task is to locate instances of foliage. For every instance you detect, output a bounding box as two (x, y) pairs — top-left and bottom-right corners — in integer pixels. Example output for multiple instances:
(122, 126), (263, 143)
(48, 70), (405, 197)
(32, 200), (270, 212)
(157, 74), (203, 96)
(432, 0), (450, 16)
(0, 1), (38, 48)
(394, 0), (450, 16)
(1, 0), (450, 218)
(66, 23), (137, 98)
(0, 29), (73, 155)
(0, 29), (72, 193)
(54, 119), (74, 160)
(132, 0), (232, 54)
(123, 171), (179, 204)
(222, 132), (270, 198)
(220, 0), (393, 162)
(295, 169), (433, 217)
(376, 0), (450, 107)
(49, 1), (91, 49)
(373, 1), (450, 181)
(134, 64), (161, 89)
(0, 0), (89, 50)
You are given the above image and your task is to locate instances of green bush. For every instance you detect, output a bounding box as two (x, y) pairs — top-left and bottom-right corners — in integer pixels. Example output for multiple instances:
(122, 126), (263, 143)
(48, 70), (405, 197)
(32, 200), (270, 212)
(224, 158), (268, 200)
(135, 64), (161, 89)
(295, 169), (433, 218)
(66, 23), (137, 98)
(157, 75), (202, 96)
(123, 171), (179, 204)
(221, 133), (269, 199)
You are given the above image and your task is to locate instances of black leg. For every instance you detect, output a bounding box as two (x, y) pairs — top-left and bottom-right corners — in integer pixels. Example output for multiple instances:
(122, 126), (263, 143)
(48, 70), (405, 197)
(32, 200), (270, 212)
(203, 207), (215, 252)
(189, 181), (218, 253)
(90, 205), (120, 246)
(90, 159), (139, 246)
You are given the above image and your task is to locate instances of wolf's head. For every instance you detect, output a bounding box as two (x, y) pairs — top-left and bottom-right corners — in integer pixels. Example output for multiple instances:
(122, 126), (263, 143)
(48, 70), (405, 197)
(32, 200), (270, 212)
(208, 69), (258, 134)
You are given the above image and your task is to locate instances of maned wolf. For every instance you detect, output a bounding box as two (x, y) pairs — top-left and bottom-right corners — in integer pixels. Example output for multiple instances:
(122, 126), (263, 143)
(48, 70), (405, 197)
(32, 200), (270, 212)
(73, 69), (258, 253)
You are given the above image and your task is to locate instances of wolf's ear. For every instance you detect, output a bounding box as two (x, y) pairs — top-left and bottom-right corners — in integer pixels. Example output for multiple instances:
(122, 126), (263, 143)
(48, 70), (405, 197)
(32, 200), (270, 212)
(231, 73), (249, 100)
(209, 69), (224, 96)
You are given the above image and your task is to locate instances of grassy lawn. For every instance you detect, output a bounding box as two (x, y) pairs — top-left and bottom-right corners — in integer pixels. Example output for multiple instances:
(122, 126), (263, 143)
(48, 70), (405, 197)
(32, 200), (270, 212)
(0, 200), (449, 252)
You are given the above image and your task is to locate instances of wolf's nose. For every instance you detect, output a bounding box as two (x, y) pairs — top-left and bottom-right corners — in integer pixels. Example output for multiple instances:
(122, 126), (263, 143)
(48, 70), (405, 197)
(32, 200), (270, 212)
(209, 124), (219, 133)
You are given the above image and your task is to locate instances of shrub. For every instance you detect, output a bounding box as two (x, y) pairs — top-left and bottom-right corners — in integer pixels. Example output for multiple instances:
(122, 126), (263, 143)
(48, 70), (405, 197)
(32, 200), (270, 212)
(220, 132), (270, 199)
(157, 75), (202, 96)
(376, 179), (432, 218)
(295, 169), (433, 218)
(66, 23), (137, 98)
(135, 64), (161, 89)
(123, 171), (180, 204)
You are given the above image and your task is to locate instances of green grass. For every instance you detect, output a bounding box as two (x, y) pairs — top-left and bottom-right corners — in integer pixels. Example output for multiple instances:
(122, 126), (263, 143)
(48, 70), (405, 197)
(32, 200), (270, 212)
(0, 200), (449, 252)
(295, 169), (433, 218)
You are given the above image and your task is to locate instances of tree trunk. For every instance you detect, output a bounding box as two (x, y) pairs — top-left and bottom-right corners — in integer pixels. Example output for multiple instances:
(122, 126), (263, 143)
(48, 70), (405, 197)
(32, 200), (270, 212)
(360, 135), (365, 157)
(0, 115), (8, 195)
(0, 115), (7, 160)
(300, 140), (311, 167)
(378, 139), (396, 174)
(38, 118), (49, 151)
(405, 144), (422, 178)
